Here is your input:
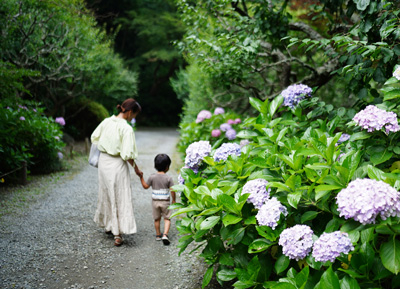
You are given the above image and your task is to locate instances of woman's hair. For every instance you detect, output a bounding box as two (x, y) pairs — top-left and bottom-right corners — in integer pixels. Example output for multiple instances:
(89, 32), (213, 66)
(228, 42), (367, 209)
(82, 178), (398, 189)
(116, 98), (142, 114)
(154, 154), (171, 172)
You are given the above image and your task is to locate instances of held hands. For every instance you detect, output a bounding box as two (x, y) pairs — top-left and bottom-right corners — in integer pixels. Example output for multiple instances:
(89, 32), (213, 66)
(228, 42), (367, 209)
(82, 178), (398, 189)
(134, 165), (143, 178)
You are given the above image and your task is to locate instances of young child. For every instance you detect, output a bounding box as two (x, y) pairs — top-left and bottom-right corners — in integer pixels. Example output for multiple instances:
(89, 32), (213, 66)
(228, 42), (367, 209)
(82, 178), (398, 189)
(139, 153), (176, 245)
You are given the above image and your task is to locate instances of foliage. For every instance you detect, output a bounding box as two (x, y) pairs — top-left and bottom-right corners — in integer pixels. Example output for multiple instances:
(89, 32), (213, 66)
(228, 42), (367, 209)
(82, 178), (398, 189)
(178, 108), (243, 156)
(0, 0), (138, 117)
(172, 69), (400, 288)
(86, 0), (185, 126)
(0, 99), (65, 181)
(173, 0), (400, 122)
(64, 98), (110, 140)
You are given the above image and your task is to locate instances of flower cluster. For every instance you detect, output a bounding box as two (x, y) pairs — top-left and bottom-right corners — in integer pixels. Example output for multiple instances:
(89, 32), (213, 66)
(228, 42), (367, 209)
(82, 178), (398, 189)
(240, 139), (250, 147)
(336, 178), (400, 224)
(220, 123), (232, 132)
(178, 174), (185, 185)
(393, 67), (400, 81)
(227, 118), (241, 125)
(242, 178), (270, 209)
(211, 129), (221, 137)
(353, 105), (400, 134)
(312, 231), (354, 263)
(196, 110), (212, 123)
(184, 141), (211, 170)
(55, 117), (66, 126)
(281, 84), (313, 108)
(337, 133), (350, 144)
(213, 143), (241, 162)
(279, 225), (314, 260)
(225, 129), (236, 140)
(256, 197), (288, 229)
(214, 107), (225, 115)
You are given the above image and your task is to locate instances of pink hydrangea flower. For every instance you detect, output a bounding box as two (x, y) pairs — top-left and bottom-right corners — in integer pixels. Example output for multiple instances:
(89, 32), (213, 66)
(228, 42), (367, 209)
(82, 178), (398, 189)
(214, 107), (225, 115)
(211, 129), (221, 137)
(234, 118), (241, 124)
(196, 110), (212, 123)
(55, 117), (66, 126)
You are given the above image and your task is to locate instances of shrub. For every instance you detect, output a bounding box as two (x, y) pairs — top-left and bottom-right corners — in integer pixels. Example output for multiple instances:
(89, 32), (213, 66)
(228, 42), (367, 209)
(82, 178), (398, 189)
(172, 73), (400, 288)
(0, 99), (65, 181)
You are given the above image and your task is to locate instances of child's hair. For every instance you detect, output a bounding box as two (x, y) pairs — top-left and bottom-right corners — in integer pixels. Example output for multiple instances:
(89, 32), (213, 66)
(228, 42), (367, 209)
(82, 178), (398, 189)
(154, 154), (171, 172)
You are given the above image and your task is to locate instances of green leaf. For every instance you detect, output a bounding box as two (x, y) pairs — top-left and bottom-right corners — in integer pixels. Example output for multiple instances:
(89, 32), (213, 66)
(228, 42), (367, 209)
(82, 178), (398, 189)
(269, 95), (283, 117)
(275, 254), (290, 274)
(217, 269), (237, 281)
(200, 216), (220, 230)
(249, 97), (267, 113)
(301, 211), (319, 223)
(237, 130), (259, 138)
(170, 205), (201, 218)
(349, 131), (371, 141)
(248, 238), (273, 254)
(202, 266), (214, 288)
(288, 191), (302, 209)
(368, 146), (393, 166)
(295, 266), (309, 288)
(383, 88), (400, 100)
(218, 194), (242, 215)
(339, 275), (360, 289)
(222, 214), (243, 226)
(319, 266), (340, 289)
(380, 237), (400, 274)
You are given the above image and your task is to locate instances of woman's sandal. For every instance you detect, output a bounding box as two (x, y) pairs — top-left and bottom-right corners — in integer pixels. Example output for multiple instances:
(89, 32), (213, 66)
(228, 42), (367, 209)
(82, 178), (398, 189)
(156, 235), (162, 241)
(114, 236), (123, 246)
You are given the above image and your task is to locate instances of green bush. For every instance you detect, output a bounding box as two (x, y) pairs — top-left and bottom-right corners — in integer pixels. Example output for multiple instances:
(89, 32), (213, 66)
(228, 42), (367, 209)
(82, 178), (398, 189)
(173, 68), (400, 288)
(0, 99), (65, 181)
(178, 108), (243, 156)
(64, 98), (110, 140)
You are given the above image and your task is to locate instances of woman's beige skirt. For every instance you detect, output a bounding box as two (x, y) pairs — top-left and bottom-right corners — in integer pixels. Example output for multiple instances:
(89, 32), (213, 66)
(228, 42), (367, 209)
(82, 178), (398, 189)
(94, 152), (137, 235)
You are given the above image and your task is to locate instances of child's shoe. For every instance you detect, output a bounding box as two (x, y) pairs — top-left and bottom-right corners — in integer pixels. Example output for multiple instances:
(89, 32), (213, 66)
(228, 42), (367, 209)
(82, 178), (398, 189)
(162, 234), (170, 245)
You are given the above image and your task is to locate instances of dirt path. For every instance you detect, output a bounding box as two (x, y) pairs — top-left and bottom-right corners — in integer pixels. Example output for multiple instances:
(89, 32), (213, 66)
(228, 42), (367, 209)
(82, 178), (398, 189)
(0, 128), (218, 289)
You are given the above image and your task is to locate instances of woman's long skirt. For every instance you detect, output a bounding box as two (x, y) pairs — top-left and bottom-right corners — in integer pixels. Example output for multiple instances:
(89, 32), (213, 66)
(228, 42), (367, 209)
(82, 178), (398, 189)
(94, 152), (137, 235)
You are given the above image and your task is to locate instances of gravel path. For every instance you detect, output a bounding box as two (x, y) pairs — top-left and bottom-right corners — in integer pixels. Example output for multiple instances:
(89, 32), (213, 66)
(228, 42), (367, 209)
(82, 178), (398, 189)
(0, 128), (219, 289)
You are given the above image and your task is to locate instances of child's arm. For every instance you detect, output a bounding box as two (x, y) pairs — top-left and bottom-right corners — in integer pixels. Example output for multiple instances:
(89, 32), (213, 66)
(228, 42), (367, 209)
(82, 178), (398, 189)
(170, 189), (176, 204)
(140, 176), (150, 189)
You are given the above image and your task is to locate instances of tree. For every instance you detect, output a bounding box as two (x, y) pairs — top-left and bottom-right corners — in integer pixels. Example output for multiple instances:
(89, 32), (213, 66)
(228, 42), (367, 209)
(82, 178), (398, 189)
(173, 0), (400, 119)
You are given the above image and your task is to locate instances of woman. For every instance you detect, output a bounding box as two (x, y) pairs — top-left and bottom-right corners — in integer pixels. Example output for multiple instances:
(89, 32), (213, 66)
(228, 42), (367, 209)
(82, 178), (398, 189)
(91, 98), (142, 246)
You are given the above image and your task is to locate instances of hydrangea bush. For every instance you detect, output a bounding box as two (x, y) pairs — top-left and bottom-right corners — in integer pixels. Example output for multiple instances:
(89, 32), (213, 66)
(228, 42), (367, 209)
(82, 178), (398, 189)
(178, 107), (243, 155)
(172, 76), (400, 288)
(0, 99), (65, 181)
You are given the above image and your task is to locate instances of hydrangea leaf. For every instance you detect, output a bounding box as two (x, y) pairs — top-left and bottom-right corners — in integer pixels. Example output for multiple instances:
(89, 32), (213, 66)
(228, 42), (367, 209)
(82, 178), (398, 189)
(380, 238), (400, 274)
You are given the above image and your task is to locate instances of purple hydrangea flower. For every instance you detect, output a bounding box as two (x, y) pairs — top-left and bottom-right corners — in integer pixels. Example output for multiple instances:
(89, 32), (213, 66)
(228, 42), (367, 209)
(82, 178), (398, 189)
(225, 129), (236, 140)
(338, 133), (350, 144)
(220, 123), (232, 132)
(353, 105), (400, 134)
(227, 119), (235, 125)
(242, 178), (270, 209)
(214, 107), (225, 115)
(196, 110), (212, 123)
(336, 178), (400, 224)
(57, 152), (63, 160)
(178, 173), (185, 185)
(281, 84), (313, 108)
(279, 225), (314, 260)
(240, 139), (250, 147)
(211, 129), (221, 137)
(55, 117), (66, 126)
(312, 231), (354, 263)
(234, 118), (242, 124)
(393, 67), (400, 81)
(185, 141), (211, 170)
(55, 136), (60, 141)
(19, 116), (25, 121)
(256, 197), (288, 229)
(213, 143), (241, 162)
